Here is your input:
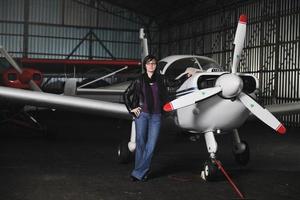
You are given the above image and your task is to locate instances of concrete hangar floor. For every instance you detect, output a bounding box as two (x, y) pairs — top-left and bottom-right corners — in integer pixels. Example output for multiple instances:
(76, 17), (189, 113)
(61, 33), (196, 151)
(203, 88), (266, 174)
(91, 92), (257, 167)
(0, 109), (300, 200)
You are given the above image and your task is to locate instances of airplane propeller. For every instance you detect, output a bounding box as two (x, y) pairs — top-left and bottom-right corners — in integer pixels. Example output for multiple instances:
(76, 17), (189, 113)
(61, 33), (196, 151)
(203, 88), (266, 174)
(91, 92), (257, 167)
(163, 14), (286, 135)
(163, 87), (221, 111)
(232, 15), (247, 74)
(238, 93), (286, 134)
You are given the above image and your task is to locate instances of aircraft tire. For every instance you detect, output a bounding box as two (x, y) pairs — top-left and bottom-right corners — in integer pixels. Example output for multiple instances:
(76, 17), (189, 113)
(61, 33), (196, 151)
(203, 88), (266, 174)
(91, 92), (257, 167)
(117, 140), (131, 164)
(201, 160), (219, 181)
(234, 140), (250, 165)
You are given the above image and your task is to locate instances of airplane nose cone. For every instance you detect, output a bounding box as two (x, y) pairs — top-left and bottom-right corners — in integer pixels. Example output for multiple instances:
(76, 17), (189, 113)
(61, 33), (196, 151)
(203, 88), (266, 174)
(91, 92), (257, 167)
(215, 74), (243, 98)
(19, 70), (32, 84)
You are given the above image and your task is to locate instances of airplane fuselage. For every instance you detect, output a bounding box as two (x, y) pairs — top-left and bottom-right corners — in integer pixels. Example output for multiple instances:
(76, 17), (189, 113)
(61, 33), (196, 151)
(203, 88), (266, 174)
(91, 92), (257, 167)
(172, 72), (258, 134)
(175, 95), (250, 133)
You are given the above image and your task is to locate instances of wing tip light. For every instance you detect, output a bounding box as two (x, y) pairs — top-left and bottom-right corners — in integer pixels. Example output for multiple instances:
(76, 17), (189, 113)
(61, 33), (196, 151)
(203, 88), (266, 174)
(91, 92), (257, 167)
(276, 124), (286, 135)
(163, 102), (173, 112)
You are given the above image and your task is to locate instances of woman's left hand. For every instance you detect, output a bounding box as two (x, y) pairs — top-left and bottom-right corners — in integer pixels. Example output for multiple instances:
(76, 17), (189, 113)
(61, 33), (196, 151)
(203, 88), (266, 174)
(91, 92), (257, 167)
(131, 107), (142, 117)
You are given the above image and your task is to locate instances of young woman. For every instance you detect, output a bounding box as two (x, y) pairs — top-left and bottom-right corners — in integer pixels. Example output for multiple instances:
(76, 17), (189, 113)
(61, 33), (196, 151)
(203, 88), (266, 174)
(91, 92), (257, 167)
(123, 55), (167, 181)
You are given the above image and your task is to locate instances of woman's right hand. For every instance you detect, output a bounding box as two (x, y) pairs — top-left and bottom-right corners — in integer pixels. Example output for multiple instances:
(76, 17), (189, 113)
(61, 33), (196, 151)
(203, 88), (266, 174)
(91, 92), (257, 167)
(131, 107), (142, 117)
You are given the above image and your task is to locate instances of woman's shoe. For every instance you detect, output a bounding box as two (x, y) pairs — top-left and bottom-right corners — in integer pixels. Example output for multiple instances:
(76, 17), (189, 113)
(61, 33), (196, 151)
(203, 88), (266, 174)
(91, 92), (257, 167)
(142, 170), (150, 181)
(141, 175), (148, 182)
(130, 175), (139, 182)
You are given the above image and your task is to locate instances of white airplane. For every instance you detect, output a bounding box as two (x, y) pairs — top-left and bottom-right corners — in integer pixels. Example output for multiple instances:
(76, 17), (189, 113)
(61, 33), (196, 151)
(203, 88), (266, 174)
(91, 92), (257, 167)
(1, 14), (300, 181)
(117, 15), (299, 181)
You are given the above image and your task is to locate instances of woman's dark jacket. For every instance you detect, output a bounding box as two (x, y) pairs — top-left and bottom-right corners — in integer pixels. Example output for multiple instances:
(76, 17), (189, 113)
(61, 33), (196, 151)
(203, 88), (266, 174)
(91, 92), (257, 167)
(123, 73), (168, 116)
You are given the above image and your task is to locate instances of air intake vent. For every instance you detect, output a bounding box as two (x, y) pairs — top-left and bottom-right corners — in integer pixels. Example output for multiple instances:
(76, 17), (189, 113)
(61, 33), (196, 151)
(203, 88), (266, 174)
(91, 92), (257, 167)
(206, 68), (222, 72)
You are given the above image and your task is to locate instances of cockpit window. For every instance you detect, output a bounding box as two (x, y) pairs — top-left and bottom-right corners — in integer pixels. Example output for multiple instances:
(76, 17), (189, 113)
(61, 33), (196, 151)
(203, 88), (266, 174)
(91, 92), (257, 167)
(196, 58), (222, 71)
(164, 58), (201, 79)
(157, 61), (167, 72)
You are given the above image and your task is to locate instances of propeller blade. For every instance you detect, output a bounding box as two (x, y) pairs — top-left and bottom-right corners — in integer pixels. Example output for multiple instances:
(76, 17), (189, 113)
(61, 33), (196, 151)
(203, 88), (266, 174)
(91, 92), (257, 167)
(238, 93), (286, 134)
(232, 15), (247, 74)
(163, 87), (221, 112)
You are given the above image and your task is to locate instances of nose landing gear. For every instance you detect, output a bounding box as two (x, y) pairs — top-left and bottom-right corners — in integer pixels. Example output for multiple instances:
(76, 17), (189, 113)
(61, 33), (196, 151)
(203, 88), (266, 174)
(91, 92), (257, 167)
(200, 129), (245, 198)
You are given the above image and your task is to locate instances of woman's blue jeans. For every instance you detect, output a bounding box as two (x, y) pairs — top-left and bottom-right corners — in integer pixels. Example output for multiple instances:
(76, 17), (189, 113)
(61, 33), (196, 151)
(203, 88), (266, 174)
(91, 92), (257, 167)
(131, 112), (161, 180)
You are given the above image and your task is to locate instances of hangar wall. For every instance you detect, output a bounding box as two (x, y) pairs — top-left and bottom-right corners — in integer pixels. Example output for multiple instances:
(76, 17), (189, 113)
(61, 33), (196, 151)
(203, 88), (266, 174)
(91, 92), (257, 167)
(158, 0), (300, 127)
(0, 0), (146, 60)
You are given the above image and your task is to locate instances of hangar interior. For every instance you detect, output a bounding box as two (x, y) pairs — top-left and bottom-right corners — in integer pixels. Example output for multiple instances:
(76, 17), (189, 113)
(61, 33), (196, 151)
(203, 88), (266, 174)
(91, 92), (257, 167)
(0, 0), (299, 126)
(0, 1), (300, 200)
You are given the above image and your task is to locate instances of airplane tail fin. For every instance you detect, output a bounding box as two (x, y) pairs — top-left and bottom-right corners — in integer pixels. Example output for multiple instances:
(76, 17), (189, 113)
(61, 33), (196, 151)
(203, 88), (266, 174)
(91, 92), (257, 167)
(139, 28), (149, 71)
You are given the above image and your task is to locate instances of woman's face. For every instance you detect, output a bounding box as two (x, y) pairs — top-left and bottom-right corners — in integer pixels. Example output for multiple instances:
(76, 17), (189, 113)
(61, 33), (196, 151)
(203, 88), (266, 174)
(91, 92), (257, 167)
(145, 59), (157, 73)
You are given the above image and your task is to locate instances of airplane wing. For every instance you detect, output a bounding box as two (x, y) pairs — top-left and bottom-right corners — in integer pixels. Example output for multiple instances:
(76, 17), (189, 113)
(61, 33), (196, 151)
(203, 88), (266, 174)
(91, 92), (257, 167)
(265, 102), (300, 115)
(75, 81), (130, 102)
(0, 86), (131, 120)
(77, 88), (125, 95)
(76, 81), (130, 95)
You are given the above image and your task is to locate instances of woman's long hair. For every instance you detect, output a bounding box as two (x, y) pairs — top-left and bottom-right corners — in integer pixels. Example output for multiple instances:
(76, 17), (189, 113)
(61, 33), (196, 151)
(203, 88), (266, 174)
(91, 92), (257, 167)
(142, 54), (157, 71)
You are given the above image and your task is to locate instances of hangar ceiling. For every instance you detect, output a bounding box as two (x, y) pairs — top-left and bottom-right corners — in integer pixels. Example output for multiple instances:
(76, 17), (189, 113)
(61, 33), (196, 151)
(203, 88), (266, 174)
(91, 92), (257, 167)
(100, 0), (243, 26)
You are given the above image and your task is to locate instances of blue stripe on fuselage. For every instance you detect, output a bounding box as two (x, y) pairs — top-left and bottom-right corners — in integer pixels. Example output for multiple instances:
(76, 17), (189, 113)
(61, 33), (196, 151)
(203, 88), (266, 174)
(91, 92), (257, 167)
(175, 87), (197, 97)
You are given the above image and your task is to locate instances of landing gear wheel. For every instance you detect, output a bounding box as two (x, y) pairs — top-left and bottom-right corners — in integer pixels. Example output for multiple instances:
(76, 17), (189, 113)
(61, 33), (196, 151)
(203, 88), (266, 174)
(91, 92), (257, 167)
(117, 140), (131, 164)
(234, 141), (250, 165)
(201, 160), (219, 181)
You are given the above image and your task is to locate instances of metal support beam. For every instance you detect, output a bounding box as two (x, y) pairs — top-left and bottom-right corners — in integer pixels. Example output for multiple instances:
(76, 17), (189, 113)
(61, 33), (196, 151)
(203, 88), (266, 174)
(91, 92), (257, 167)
(274, 0), (281, 104)
(62, 0), (65, 25)
(66, 31), (91, 59)
(258, 2), (265, 105)
(72, 0), (145, 25)
(89, 29), (93, 59)
(91, 31), (115, 59)
(23, 0), (29, 58)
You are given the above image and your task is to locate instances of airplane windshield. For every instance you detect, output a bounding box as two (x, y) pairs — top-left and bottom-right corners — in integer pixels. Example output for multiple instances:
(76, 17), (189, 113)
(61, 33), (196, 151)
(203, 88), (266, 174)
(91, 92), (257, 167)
(157, 61), (167, 72)
(196, 58), (222, 71)
(164, 58), (200, 79)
